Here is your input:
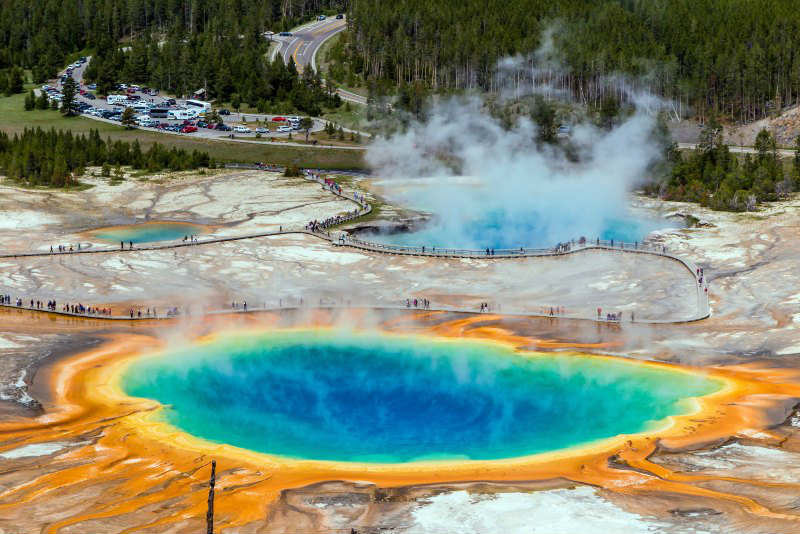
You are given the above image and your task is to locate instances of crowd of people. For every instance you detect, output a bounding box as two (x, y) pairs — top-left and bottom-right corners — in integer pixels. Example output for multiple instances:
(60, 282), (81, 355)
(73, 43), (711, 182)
(0, 294), (184, 319)
(49, 244), (84, 253)
(1, 295), (114, 316)
(306, 207), (362, 233)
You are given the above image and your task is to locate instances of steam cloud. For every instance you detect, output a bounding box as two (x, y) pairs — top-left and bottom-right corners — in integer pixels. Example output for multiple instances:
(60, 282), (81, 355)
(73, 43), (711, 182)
(365, 53), (668, 250)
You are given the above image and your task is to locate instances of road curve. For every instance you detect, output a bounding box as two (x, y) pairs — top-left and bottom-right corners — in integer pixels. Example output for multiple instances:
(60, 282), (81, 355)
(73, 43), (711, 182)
(274, 17), (367, 105)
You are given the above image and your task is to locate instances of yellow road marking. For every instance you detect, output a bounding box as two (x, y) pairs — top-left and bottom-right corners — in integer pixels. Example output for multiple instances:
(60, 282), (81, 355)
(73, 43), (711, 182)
(292, 40), (304, 71)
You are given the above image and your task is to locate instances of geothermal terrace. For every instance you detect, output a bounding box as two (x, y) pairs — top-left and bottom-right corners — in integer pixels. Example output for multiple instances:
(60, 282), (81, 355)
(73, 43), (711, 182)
(0, 169), (705, 323)
(1, 168), (800, 533)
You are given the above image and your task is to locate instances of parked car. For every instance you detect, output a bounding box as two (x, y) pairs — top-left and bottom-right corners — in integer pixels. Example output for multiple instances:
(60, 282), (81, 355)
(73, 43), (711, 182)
(84, 93), (96, 100)
(272, 116), (286, 122)
(279, 31), (292, 37)
(197, 121), (208, 128)
(215, 123), (232, 131)
(87, 83), (97, 90)
(233, 125), (251, 133)
(276, 125), (293, 133)
(317, 15), (326, 20)
(166, 98), (176, 106)
(336, 13), (344, 19)
(180, 125), (198, 133)
(218, 108), (230, 115)
(255, 127), (269, 134)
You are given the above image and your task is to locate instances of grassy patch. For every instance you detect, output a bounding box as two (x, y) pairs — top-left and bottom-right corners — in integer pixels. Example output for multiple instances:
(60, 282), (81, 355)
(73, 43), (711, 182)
(0, 93), (366, 170)
(322, 104), (369, 133)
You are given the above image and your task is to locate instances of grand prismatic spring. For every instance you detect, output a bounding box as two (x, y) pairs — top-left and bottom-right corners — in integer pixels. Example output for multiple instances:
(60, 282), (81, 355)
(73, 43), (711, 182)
(122, 330), (721, 463)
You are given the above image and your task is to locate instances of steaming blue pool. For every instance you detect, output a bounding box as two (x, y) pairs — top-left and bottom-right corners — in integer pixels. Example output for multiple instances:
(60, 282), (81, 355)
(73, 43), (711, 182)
(365, 211), (674, 250)
(122, 330), (721, 463)
(91, 222), (207, 244)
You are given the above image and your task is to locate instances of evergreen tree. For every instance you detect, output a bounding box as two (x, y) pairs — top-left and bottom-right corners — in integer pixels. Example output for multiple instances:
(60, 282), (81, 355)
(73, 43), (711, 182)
(24, 89), (35, 111)
(794, 136), (800, 178)
(121, 107), (136, 129)
(7, 67), (24, 95)
(61, 78), (78, 116)
(0, 128), (211, 188)
(35, 90), (49, 109)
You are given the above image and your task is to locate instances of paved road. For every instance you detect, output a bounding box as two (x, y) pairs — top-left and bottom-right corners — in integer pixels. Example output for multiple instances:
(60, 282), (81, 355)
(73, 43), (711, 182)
(272, 17), (367, 105)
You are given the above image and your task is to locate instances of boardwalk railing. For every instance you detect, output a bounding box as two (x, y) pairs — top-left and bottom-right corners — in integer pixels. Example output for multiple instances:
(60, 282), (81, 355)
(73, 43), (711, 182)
(336, 237), (665, 258)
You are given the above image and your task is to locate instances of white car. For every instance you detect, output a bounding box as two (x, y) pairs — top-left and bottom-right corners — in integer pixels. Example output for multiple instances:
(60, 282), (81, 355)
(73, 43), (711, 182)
(233, 125), (251, 133)
(255, 127), (269, 134)
(276, 125), (292, 133)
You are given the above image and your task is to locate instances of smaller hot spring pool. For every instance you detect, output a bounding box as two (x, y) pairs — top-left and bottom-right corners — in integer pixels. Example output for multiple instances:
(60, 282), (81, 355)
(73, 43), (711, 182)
(122, 331), (722, 463)
(91, 222), (207, 244)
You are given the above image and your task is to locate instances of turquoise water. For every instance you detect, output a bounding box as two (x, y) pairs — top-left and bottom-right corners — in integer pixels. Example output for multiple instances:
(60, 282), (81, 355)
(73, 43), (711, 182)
(368, 211), (674, 249)
(92, 222), (205, 244)
(122, 331), (721, 463)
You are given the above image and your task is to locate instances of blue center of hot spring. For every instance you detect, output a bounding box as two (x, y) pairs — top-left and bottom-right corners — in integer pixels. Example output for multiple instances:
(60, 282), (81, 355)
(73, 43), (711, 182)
(369, 210), (674, 249)
(122, 331), (720, 463)
(93, 222), (203, 244)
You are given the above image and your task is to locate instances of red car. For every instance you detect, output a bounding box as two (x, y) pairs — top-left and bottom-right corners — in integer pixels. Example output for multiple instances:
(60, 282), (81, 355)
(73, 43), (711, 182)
(180, 125), (197, 133)
(272, 116), (286, 122)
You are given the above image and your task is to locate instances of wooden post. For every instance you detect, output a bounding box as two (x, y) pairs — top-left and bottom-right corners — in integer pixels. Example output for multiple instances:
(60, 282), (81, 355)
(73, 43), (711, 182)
(206, 460), (216, 534)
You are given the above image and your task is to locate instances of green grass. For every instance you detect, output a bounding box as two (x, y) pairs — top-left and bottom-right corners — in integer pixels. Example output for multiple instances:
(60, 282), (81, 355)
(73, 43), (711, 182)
(0, 93), (366, 170)
(322, 103), (369, 133)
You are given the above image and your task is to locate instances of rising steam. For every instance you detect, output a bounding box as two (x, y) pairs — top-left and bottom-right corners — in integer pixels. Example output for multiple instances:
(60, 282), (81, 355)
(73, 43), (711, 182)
(365, 51), (669, 250)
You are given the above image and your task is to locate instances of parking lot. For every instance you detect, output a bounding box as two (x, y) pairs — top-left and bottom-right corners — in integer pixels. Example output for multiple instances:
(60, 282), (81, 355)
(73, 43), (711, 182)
(44, 58), (325, 141)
